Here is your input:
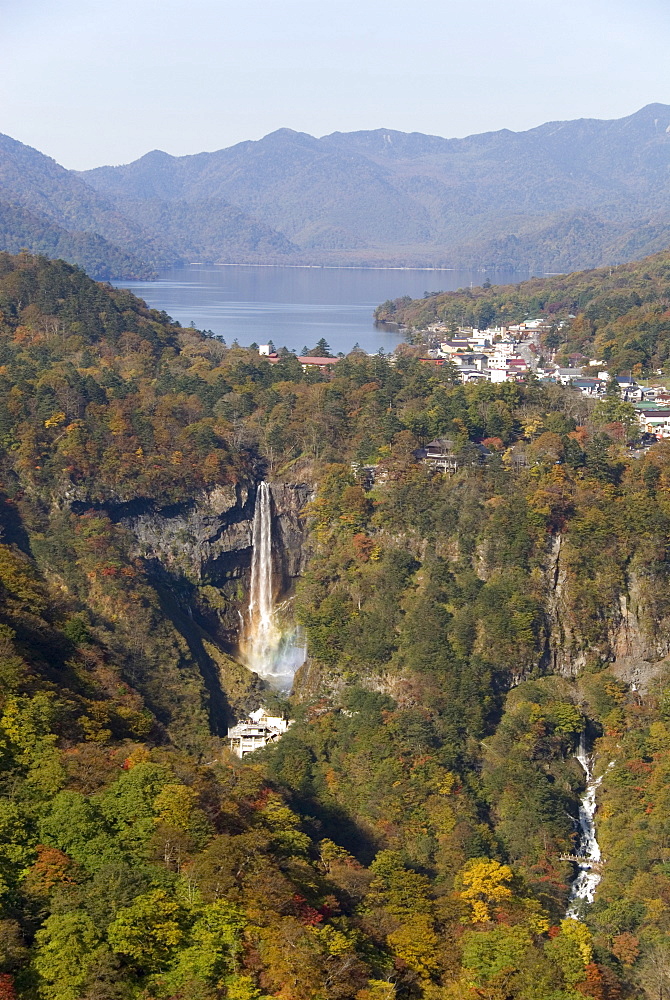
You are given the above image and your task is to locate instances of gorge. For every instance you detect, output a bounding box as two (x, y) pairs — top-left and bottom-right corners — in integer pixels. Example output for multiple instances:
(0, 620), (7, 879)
(2, 252), (670, 998)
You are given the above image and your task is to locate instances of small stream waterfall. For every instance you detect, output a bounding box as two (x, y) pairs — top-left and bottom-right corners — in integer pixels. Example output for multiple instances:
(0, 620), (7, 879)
(566, 734), (606, 917)
(242, 482), (306, 691)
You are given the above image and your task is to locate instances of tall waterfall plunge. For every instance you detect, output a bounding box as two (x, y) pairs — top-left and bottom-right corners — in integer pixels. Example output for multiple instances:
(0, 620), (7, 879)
(242, 482), (306, 691)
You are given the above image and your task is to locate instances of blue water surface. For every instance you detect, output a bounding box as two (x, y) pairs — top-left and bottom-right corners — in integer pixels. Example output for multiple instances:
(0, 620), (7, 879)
(117, 263), (526, 355)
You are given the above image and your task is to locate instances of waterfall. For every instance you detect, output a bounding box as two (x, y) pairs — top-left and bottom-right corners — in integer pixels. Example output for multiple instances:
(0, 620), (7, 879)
(243, 483), (306, 691)
(566, 734), (606, 917)
(249, 481), (275, 653)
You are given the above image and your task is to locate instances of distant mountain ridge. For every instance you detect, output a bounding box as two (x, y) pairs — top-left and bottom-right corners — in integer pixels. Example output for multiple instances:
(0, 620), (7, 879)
(2, 105), (670, 277)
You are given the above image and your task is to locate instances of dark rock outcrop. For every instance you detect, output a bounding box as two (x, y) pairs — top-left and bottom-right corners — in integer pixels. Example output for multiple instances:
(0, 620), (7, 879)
(119, 481), (312, 647)
(270, 482), (312, 587)
(122, 481), (311, 585)
(124, 484), (254, 581)
(543, 534), (670, 691)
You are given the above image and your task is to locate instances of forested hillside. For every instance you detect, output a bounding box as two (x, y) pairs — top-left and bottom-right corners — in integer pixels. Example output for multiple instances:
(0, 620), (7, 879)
(0, 253), (669, 997)
(376, 247), (670, 375)
(0, 202), (154, 281)
(0, 134), (168, 278)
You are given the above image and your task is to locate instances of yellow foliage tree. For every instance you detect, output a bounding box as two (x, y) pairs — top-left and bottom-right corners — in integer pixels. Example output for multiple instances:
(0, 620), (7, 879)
(44, 411), (66, 428)
(356, 982), (396, 1000)
(544, 918), (593, 987)
(387, 913), (440, 979)
(153, 784), (198, 831)
(457, 858), (513, 923)
(560, 918), (593, 965)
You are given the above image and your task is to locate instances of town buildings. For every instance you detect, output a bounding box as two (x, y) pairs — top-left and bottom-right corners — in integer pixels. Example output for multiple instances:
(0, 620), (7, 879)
(257, 338), (668, 439)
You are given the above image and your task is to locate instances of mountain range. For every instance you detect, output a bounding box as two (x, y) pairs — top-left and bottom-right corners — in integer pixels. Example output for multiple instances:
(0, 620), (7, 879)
(2, 103), (670, 277)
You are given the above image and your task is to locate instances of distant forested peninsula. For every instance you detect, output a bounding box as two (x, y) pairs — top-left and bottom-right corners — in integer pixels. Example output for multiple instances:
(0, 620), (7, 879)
(376, 248), (670, 374)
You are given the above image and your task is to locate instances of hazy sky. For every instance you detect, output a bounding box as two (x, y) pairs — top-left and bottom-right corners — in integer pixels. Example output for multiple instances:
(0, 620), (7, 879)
(2, 0), (669, 170)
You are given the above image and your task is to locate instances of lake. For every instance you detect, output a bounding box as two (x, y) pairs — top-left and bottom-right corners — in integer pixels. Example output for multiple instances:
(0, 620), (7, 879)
(116, 264), (527, 355)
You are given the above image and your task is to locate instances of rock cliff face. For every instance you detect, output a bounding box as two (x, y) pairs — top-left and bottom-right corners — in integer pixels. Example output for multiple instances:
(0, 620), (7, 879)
(299, 528), (670, 705)
(270, 482), (313, 588)
(124, 484), (254, 580)
(123, 481), (311, 575)
(544, 534), (670, 691)
(121, 480), (312, 641)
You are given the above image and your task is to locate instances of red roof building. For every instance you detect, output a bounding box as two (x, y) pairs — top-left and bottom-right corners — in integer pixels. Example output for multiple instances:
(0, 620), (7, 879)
(297, 356), (340, 372)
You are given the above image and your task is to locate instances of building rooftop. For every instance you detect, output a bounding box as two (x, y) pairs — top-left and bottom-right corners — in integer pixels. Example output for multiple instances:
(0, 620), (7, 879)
(425, 438), (457, 451)
(297, 356), (339, 366)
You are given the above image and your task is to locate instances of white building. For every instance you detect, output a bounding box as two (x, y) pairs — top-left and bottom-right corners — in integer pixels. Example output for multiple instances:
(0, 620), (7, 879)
(227, 708), (292, 758)
(489, 344), (520, 369)
(636, 407), (670, 438)
(458, 368), (489, 383)
(490, 367), (519, 383)
(451, 352), (489, 372)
